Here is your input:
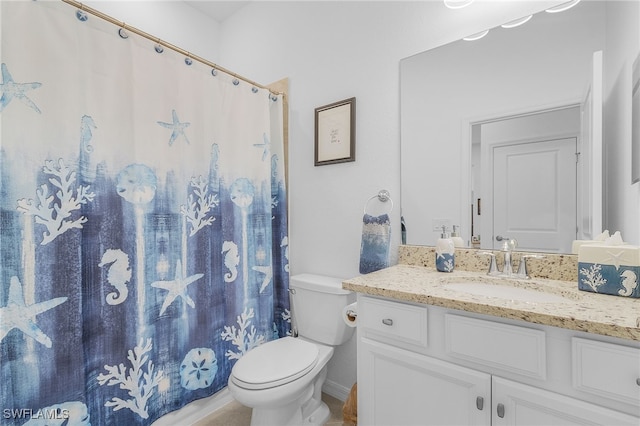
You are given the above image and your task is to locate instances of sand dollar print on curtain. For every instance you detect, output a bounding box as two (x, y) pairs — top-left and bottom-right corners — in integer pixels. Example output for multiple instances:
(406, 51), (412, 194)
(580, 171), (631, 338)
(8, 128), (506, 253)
(0, 2), (289, 425)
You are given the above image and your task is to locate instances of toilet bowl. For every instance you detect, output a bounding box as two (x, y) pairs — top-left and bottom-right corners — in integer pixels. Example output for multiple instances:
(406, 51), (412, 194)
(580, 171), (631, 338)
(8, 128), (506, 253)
(227, 274), (355, 426)
(228, 336), (334, 426)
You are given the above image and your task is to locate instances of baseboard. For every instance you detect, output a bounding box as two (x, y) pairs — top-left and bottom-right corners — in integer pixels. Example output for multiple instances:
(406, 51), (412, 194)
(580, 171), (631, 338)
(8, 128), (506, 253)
(322, 379), (352, 402)
(151, 388), (234, 426)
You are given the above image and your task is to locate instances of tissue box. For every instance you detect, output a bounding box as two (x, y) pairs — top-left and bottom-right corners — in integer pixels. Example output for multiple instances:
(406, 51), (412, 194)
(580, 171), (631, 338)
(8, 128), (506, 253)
(578, 244), (640, 298)
(571, 240), (602, 254)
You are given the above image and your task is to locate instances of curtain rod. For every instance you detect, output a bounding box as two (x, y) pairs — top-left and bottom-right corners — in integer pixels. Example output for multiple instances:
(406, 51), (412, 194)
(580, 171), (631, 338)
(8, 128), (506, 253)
(60, 0), (282, 96)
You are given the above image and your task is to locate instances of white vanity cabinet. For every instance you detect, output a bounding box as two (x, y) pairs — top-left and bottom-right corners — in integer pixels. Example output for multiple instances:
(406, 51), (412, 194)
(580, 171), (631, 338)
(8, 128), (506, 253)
(357, 295), (640, 426)
(492, 377), (639, 425)
(359, 338), (491, 425)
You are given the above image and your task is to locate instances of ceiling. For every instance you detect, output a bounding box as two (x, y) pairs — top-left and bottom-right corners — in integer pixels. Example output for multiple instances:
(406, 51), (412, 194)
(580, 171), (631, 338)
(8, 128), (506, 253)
(184, 1), (251, 23)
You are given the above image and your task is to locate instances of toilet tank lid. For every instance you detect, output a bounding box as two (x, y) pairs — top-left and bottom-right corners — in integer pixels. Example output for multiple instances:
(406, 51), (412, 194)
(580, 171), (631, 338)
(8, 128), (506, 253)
(290, 273), (352, 295)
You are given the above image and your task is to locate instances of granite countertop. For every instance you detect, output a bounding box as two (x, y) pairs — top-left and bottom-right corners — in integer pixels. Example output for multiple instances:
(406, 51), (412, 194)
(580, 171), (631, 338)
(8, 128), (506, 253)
(343, 264), (640, 342)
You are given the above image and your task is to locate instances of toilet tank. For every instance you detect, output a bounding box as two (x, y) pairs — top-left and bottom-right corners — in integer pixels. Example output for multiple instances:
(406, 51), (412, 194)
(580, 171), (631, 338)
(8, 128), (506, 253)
(290, 274), (356, 346)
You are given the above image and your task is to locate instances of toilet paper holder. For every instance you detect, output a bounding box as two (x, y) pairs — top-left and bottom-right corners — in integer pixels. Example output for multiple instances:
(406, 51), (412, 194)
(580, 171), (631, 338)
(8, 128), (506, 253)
(345, 309), (357, 322)
(343, 302), (358, 328)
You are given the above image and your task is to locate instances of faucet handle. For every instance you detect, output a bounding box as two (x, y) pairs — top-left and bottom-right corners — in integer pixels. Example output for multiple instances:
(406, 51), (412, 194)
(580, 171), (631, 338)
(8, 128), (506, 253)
(479, 251), (499, 275)
(516, 254), (544, 279)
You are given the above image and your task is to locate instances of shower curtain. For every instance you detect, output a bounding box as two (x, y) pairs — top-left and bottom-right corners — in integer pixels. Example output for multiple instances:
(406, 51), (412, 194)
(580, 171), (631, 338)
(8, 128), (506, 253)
(0, 2), (289, 425)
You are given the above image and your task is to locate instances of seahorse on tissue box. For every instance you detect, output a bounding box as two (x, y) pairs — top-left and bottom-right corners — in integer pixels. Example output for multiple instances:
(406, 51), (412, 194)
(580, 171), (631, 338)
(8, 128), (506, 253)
(577, 243), (640, 298)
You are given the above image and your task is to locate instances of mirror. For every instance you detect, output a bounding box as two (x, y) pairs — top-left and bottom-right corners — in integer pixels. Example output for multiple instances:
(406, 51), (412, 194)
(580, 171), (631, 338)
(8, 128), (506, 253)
(400, 1), (635, 252)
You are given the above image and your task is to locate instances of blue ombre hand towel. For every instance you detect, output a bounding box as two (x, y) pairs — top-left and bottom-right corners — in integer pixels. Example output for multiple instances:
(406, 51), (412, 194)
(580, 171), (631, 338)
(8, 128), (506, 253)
(359, 213), (391, 274)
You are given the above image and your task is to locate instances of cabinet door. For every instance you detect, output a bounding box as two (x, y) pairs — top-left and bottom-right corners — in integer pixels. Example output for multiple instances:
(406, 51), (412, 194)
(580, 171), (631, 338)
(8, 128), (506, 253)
(492, 377), (640, 426)
(359, 338), (491, 426)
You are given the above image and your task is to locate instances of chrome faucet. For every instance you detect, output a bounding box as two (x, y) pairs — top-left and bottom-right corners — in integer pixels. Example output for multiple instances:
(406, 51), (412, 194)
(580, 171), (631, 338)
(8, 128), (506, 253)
(481, 237), (543, 279)
(480, 236), (518, 277)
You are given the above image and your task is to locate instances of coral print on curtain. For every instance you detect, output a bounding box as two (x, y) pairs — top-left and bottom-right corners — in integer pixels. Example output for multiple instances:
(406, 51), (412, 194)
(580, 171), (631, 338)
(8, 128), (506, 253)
(0, 2), (289, 425)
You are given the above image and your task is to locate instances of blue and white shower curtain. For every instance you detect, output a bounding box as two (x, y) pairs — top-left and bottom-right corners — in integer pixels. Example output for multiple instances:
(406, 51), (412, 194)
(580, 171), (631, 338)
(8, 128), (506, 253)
(0, 2), (289, 424)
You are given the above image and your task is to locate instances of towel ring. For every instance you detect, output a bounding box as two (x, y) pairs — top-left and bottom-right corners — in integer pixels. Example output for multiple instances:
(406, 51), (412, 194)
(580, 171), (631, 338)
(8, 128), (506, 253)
(363, 190), (394, 215)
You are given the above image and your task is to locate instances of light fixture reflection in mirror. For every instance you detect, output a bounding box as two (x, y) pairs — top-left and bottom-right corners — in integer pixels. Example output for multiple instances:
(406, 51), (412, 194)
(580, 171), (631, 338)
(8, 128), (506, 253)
(501, 14), (533, 29)
(444, 0), (475, 10)
(463, 29), (490, 41)
(545, 0), (581, 14)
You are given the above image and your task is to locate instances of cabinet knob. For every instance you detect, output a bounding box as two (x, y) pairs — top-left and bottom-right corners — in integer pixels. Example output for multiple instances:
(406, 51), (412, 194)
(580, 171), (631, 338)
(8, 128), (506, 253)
(382, 318), (393, 326)
(636, 378), (640, 386)
(476, 396), (484, 410)
(497, 403), (505, 418)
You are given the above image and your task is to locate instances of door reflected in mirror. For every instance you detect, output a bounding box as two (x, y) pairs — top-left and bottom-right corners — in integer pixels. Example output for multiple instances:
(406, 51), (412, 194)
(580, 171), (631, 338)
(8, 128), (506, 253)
(472, 106), (580, 253)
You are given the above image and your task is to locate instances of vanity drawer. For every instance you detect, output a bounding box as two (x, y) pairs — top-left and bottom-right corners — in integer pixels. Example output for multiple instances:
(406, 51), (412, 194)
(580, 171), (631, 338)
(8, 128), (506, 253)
(358, 296), (428, 348)
(445, 314), (547, 379)
(572, 337), (640, 406)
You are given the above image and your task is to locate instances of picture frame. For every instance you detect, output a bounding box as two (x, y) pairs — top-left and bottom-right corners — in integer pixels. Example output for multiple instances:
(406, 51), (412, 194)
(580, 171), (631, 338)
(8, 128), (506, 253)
(314, 97), (356, 166)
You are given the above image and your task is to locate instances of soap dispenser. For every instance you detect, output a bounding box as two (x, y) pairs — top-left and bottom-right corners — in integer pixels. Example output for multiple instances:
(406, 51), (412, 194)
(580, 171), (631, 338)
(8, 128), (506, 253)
(436, 226), (455, 272)
(451, 225), (465, 248)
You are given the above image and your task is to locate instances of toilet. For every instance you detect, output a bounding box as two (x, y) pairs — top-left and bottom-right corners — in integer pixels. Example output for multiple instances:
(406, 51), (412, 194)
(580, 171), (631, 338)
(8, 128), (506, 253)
(227, 273), (356, 426)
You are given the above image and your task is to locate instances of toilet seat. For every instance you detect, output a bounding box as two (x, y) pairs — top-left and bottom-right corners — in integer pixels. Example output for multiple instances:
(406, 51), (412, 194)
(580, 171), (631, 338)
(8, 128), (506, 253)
(231, 337), (319, 390)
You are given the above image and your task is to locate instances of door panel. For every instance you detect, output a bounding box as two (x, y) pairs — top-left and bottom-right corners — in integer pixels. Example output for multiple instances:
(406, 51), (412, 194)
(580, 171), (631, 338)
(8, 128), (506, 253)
(493, 138), (577, 253)
(492, 377), (640, 426)
(359, 339), (491, 426)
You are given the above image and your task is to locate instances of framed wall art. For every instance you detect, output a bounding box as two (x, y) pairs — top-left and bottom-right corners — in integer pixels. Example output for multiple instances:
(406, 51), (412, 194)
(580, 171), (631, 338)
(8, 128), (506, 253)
(314, 97), (356, 166)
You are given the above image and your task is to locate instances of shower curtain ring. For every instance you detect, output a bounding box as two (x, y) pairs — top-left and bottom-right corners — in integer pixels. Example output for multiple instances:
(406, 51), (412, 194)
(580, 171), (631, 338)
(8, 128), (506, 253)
(154, 38), (164, 54)
(116, 21), (130, 39)
(75, 3), (89, 21)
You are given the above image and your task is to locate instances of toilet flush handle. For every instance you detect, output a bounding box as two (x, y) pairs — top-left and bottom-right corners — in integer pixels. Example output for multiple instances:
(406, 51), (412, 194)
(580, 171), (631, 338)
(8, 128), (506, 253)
(382, 318), (393, 326)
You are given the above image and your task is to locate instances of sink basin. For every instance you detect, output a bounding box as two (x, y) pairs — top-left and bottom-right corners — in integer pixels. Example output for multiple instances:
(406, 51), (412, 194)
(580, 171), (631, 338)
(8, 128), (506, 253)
(442, 282), (571, 303)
